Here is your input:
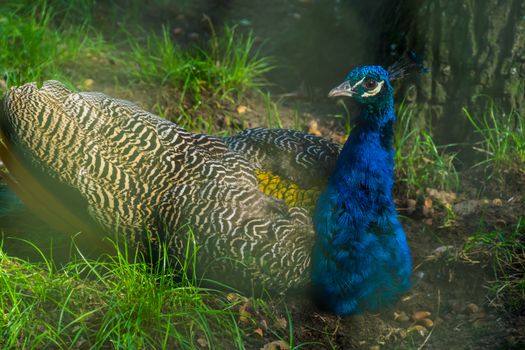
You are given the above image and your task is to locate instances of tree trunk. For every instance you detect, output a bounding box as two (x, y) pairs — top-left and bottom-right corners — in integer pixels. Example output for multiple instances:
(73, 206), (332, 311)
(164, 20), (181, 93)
(380, 0), (525, 144)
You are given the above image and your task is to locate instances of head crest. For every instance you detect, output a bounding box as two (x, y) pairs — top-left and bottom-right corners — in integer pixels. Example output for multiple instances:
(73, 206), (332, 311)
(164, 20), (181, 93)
(387, 51), (428, 81)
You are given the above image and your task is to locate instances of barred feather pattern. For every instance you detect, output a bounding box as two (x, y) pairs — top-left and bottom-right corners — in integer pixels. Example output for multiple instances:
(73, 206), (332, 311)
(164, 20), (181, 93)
(225, 127), (341, 188)
(1, 80), (341, 292)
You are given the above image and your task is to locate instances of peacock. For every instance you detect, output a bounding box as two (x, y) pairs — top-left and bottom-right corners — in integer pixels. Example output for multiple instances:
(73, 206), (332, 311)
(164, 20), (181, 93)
(0, 61), (417, 316)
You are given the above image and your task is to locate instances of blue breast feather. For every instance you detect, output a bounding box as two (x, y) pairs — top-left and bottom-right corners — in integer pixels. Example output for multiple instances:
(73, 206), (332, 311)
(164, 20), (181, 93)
(311, 65), (412, 315)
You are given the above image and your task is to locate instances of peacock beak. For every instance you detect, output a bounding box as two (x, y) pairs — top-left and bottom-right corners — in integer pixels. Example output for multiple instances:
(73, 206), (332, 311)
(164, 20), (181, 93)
(328, 80), (355, 98)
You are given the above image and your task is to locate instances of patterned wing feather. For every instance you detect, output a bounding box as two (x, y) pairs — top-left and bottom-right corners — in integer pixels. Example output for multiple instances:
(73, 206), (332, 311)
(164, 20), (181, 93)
(1, 81), (317, 292)
(225, 127), (341, 189)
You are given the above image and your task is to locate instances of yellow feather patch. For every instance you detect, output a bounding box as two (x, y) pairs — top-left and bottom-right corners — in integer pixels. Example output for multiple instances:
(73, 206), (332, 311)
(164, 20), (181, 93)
(255, 170), (320, 210)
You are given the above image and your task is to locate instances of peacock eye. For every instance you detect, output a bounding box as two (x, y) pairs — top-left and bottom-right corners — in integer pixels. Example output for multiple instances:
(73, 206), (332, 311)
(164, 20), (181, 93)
(363, 78), (378, 91)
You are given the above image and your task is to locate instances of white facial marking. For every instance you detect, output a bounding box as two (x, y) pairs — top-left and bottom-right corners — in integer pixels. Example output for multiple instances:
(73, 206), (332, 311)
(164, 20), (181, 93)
(361, 80), (384, 98)
(352, 77), (366, 90)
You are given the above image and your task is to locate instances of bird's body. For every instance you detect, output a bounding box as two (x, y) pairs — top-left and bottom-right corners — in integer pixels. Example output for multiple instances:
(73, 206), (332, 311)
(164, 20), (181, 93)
(312, 72), (411, 314)
(0, 64), (412, 315)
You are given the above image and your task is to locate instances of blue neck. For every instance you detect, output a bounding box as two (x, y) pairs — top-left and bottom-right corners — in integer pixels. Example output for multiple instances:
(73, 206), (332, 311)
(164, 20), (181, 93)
(311, 99), (411, 315)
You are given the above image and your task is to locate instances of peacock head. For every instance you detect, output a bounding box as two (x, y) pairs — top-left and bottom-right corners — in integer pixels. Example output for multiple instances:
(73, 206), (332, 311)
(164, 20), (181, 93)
(329, 53), (426, 119)
(328, 65), (394, 113)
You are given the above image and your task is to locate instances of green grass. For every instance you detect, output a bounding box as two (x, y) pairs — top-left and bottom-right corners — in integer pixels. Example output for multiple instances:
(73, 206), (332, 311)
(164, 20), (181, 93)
(0, 0), (275, 138)
(0, 1), (273, 122)
(262, 92), (284, 129)
(0, 1), (110, 88)
(394, 102), (459, 196)
(464, 103), (525, 176)
(126, 24), (273, 107)
(0, 236), (303, 349)
(463, 218), (525, 312)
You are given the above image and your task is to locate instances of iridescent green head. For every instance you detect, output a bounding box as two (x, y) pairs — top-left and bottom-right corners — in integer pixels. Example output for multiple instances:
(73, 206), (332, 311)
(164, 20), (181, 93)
(328, 65), (393, 108)
(329, 53), (426, 118)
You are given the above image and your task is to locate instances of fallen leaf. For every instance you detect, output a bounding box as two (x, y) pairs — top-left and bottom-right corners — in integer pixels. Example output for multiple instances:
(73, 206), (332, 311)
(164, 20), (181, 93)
(492, 198), (503, 206)
(426, 188), (457, 207)
(407, 325), (428, 337)
(262, 340), (290, 350)
(422, 197), (433, 217)
(83, 79), (94, 89)
(254, 328), (264, 337)
(307, 120), (322, 136)
(333, 133), (348, 144)
(260, 318), (268, 331)
(274, 316), (287, 330)
(197, 338), (208, 347)
(236, 105), (248, 114)
(239, 303), (252, 325)
(226, 292), (240, 302)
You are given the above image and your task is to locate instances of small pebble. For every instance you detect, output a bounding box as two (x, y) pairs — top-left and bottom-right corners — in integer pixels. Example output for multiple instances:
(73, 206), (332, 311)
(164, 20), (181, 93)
(415, 271), (426, 281)
(466, 303), (480, 314)
(412, 311), (432, 321)
(189, 32), (200, 40)
(418, 318), (434, 328)
(431, 245), (454, 257)
(492, 198), (502, 205)
(394, 311), (410, 322)
(173, 27), (184, 36)
(406, 199), (417, 214)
